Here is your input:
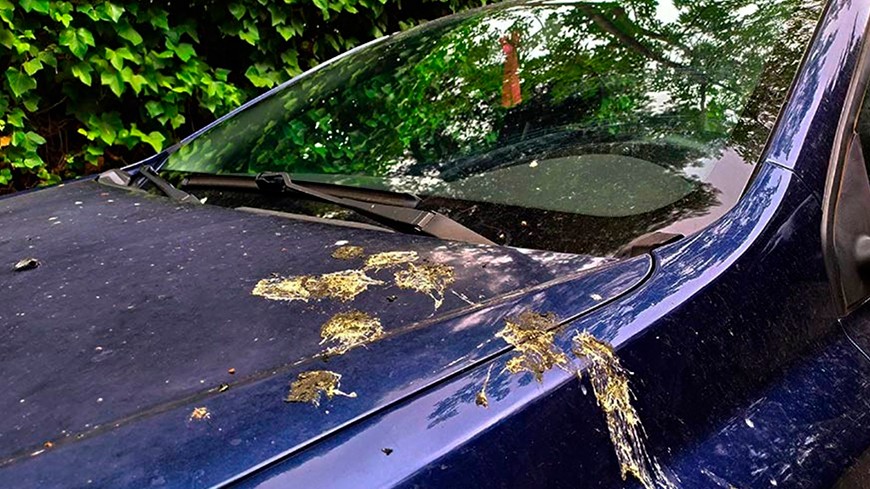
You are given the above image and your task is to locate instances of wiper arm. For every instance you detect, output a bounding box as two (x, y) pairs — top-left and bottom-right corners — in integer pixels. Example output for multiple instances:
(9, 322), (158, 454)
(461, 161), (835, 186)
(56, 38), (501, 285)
(137, 165), (202, 204)
(255, 171), (496, 246)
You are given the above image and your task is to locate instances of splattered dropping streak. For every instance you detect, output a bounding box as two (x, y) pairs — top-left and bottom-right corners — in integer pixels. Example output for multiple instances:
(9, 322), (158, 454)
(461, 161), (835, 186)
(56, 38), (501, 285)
(394, 262), (455, 309)
(496, 311), (567, 381)
(286, 370), (357, 406)
(252, 270), (384, 302)
(572, 332), (676, 489)
(476, 364), (494, 408)
(320, 310), (384, 355)
(331, 245), (365, 260)
(364, 251), (419, 270)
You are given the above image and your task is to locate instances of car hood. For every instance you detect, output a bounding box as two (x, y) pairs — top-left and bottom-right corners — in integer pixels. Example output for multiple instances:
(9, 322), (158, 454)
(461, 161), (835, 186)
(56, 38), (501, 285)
(0, 180), (651, 487)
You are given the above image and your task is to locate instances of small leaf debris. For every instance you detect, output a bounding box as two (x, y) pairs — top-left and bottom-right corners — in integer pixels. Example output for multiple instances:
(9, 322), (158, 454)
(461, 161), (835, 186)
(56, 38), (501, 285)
(228, 368), (236, 375)
(381, 448), (394, 456)
(189, 406), (211, 421)
(13, 258), (39, 272)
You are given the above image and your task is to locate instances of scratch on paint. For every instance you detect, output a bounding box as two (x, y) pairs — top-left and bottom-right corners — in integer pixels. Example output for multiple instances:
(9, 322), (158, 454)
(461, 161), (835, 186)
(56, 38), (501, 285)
(572, 332), (676, 489)
(286, 371), (357, 406)
(320, 310), (384, 355)
(495, 311), (567, 381)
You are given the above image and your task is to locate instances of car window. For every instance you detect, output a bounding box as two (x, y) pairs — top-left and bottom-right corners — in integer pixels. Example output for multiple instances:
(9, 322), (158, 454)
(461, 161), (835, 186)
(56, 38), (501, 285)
(165, 0), (823, 255)
(858, 93), (870, 174)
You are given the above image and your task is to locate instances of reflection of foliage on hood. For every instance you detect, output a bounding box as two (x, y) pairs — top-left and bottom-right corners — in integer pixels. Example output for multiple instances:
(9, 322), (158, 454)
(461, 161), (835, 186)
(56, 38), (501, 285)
(170, 0), (822, 182)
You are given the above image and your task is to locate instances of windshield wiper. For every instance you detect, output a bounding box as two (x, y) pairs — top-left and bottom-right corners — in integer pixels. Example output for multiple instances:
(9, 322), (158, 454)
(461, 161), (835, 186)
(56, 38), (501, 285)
(250, 171), (495, 245)
(137, 165), (202, 204)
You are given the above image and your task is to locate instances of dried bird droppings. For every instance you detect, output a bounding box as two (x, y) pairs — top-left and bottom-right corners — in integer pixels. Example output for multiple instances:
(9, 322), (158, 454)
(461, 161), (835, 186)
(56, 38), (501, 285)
(394, 262), (455, 309)
(572, 332), (675, 489)
(189, 407), (211, 421)
(286, 370), (357, 406)
(253, 269), (384, 302)
(251, 274), (313, 301)
(475, 364), (494, 408)
(364, 251), (419, 271)
(332, 245), (365, 260)
(496, 311), (567, 381)
(320, 310), (384, 355)
(13, 257), (39, 272)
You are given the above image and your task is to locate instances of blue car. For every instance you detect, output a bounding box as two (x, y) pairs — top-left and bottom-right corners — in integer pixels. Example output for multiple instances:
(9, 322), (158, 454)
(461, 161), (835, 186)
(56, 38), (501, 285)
(4, 0), (870, 486)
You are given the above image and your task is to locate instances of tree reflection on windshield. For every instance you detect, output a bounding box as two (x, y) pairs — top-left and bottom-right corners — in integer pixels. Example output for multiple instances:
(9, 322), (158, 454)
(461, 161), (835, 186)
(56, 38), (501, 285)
(166, 0), (822, 255)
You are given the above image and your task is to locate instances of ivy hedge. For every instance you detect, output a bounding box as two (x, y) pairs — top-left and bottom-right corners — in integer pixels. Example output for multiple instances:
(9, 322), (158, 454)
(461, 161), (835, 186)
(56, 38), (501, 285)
(0, 0), (490, 193)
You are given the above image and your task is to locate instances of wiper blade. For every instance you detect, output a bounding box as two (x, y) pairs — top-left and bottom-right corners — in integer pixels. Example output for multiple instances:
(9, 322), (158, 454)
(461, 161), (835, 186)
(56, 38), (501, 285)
(137, 165), (202, 204)
(255, 171), (496, 246)
(182, 173), (419, 208)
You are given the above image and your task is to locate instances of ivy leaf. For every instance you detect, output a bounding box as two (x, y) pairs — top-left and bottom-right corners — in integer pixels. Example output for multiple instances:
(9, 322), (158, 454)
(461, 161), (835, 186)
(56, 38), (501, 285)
(140, 131), (165, 152)
(88, 112), (123, 145)
(0, 0), (13, 25)
(100, 70), (125, 97)
(71, 62), (93, 86)
(239, 23), (259, 45)
(228, 3), (246, 20)
(149, 9), (169, 30)
(25, 131), (46, 145)
(77, 27), (95, 47)
(116, 22), (143, 46)
(20, 0), (49, 14)
(59, 27), (94, 59)
(172, 42), (196, 62)
(5, 68), (37, 97)
(22, 58), (43, 76)
(106, 48), (125, 71)
(98, 2), (124, 22)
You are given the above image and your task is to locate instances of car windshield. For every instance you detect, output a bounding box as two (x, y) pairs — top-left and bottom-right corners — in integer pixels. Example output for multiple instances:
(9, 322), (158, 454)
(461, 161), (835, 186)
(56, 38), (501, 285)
(164, 0), (821, 255)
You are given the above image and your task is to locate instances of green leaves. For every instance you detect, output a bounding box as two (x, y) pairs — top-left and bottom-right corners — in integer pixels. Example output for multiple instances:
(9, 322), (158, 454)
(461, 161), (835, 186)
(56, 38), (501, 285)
(59, 27), (94, 59)
(116, 21), (143, 46)
(20, 0), (50, 14)
(71, 62), (93, 85)
(0, 0), (492, 191)
(5, 68), (36, 97)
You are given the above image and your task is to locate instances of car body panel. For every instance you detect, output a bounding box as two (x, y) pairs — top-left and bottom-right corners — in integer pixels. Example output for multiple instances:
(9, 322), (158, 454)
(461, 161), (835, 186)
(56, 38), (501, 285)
(3, 0), (870, 485)
(232, 160), (852, 488)
(767, 0), (870, 199)
(0, 180), (651, 488)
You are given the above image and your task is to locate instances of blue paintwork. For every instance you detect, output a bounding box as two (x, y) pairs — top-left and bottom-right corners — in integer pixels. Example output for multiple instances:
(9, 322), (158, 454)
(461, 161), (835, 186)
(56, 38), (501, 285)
(3, 0), (870, 487)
